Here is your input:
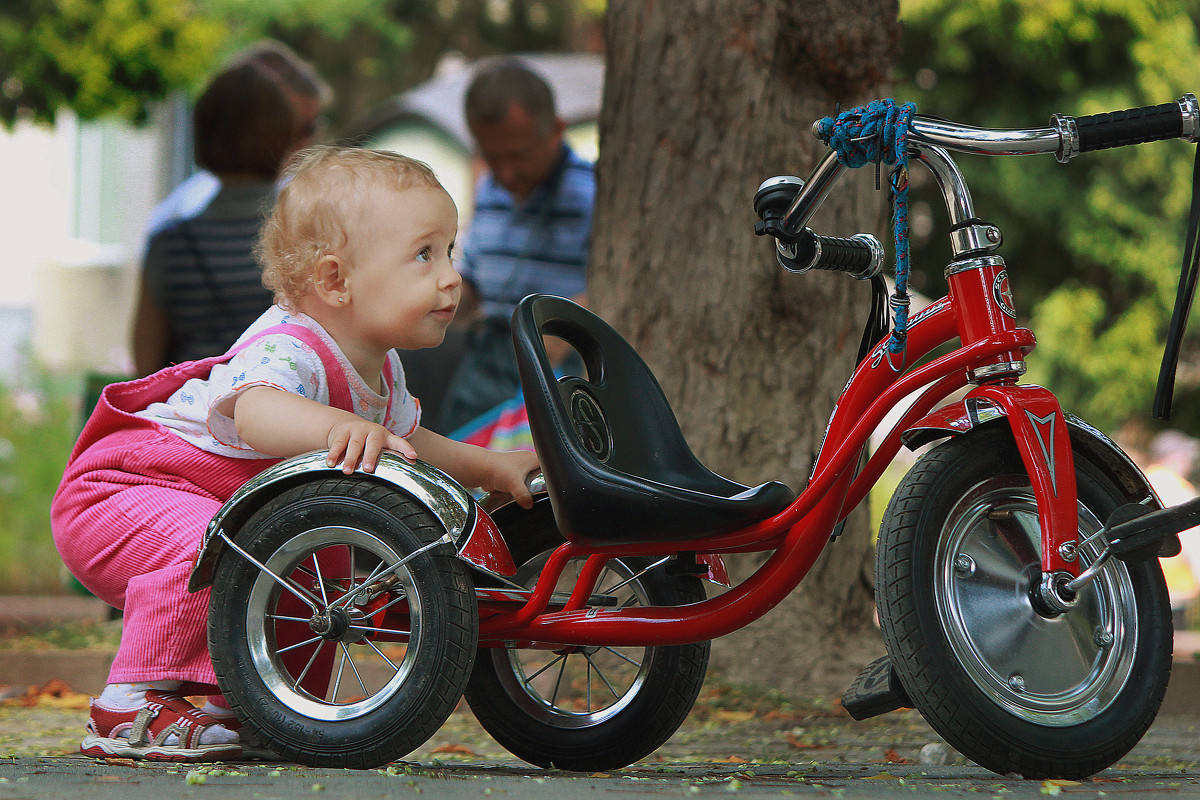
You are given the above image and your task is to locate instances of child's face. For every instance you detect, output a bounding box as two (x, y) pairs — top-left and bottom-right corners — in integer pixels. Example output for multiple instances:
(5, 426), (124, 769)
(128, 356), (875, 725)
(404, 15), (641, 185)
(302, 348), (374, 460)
(343, 184), (461, 351)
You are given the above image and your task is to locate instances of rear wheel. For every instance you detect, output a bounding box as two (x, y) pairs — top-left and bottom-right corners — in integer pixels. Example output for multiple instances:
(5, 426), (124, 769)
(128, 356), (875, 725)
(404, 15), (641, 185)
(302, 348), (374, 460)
(877, 428), (1171, 778)
(465, 503), (710, 770)
(208, 478), (477, 768)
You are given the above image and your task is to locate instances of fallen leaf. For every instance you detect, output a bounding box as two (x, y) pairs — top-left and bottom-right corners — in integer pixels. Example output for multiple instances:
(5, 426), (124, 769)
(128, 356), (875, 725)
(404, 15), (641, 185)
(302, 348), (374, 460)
(429, 744), (479, 757)
(785, 732), (829, 750)
(18, 679), (91, 710)
(884, 748), (910, 764)
(713, 710), (756, 723)
(712, 756), (749, 763)
(865, 771), (901, 780)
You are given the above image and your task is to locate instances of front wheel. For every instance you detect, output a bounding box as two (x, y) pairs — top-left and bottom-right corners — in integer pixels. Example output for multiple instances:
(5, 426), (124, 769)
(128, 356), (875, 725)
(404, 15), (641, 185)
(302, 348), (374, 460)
(465, 503), (710, 770)
(208, 478), (478, 768)
(877, 427), (1171, 779)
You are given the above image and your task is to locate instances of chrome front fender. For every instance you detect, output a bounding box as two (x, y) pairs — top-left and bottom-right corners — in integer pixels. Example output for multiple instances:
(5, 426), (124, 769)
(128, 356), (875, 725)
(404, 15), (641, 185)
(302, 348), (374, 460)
(189, 450), (500, 592)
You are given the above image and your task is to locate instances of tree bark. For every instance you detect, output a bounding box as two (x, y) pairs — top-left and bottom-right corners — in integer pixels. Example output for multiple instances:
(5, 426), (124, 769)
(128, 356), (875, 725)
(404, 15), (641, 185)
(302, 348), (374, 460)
(591, 0), (900, 695)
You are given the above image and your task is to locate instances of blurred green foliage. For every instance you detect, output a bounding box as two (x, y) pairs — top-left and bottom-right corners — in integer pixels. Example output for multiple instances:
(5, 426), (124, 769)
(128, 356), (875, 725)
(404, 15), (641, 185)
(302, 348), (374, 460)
(0, 0), (603, 133)
(0, 0), (223, 127)
(0, 378), (77, 593)
(896, 0), (1200, 431)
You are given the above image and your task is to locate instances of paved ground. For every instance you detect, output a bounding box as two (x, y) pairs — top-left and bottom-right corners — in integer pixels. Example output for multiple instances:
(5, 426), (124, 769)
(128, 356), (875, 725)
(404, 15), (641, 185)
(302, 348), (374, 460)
(2, 596), (1198, 798)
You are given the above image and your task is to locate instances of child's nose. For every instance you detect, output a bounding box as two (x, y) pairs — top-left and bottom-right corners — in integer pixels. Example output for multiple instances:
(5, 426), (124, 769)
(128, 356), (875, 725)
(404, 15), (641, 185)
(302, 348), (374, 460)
(441, 261), (463, 290)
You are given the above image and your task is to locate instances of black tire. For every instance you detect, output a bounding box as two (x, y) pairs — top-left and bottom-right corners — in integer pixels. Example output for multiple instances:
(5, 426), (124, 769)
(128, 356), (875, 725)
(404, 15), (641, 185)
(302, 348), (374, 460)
(208, 478), (478, 768)
(464, 502), (710, 770)
(877, 427), (1172, 778)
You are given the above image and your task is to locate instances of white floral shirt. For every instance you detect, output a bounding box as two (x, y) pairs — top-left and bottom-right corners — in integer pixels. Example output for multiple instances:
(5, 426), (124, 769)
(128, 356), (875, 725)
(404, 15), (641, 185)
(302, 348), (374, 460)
(136, 305), (420, 458)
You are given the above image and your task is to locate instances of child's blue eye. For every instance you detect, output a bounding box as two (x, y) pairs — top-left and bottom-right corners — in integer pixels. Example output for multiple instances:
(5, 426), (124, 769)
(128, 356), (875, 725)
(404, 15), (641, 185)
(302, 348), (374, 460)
(417, 247), (431, 262)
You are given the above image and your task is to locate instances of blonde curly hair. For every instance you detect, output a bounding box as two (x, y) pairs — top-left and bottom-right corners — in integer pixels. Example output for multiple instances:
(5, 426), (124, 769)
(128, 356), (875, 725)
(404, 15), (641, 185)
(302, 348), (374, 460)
(257, 145), (445, 308)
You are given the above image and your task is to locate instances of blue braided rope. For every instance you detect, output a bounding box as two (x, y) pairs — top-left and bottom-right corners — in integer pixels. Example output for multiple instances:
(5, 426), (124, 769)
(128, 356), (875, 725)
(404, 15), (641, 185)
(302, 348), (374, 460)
(815, 99), (917, 353)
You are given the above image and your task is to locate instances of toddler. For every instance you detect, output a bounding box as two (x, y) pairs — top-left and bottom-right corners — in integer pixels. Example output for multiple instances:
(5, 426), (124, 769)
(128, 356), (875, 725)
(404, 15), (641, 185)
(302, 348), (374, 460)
(51, 146), (540, 762)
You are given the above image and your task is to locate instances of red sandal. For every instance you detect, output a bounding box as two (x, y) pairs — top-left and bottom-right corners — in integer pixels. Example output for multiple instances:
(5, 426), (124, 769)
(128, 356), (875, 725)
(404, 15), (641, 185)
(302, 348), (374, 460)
(80, 690), (241, 762)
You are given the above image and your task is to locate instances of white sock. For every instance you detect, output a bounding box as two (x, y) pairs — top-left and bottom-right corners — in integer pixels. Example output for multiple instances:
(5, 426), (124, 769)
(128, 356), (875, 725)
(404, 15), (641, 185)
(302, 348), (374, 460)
(96, 682), (238, 746)
(98, 681), (181, 709)
(200, 701), (235, 720)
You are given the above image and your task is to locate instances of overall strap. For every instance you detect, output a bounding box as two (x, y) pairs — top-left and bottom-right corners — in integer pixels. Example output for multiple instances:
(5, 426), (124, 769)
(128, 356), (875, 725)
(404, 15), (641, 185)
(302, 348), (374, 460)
(71, 321), (359, 463)
(252, 323), (355, 414)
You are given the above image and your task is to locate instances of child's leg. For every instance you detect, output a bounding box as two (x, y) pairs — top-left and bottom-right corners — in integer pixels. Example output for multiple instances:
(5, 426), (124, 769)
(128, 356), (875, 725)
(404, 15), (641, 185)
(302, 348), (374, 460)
(65, 482), (227, 687)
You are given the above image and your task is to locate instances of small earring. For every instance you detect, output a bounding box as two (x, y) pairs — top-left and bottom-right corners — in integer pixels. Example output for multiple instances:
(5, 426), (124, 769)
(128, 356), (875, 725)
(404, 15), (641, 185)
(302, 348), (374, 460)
(338, 297), (346, 304)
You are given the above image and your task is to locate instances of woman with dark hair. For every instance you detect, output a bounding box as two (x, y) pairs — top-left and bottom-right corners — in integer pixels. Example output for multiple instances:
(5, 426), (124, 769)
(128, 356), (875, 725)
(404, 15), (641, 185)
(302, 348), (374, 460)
(131, 47), (330, 374)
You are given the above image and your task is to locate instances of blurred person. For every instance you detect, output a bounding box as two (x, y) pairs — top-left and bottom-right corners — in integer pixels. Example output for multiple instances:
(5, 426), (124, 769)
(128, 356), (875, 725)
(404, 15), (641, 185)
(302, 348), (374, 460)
(435, 58), (594, 434)
(131, 45), (331, 375)
(1144, 430), (1200, 615)
(143, 40), (332, 240)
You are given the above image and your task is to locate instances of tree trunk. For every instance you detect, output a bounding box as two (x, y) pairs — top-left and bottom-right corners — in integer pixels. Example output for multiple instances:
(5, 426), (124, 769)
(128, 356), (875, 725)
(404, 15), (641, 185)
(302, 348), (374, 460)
(591, 0), (900, 696)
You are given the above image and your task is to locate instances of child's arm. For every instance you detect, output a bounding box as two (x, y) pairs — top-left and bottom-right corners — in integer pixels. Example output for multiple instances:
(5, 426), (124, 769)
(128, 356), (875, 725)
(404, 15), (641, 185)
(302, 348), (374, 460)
(408, 427), (540, 508)
(232, 385), (417, 474)
(232, 387), (540, 505)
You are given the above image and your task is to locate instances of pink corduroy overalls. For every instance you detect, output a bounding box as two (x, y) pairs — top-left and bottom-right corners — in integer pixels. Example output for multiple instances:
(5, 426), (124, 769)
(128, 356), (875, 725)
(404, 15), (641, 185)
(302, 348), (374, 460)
(52, 323), (363, 689)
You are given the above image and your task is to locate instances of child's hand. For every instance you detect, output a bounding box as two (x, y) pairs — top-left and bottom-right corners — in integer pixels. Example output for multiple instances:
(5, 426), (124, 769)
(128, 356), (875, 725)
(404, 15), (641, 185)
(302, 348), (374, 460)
(326, 419), (417, 474)
(482, 449), (542, 508)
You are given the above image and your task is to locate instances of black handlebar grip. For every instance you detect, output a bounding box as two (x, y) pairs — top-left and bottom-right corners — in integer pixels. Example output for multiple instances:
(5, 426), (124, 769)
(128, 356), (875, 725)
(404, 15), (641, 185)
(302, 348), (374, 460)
(813, 234), (877, 275)
(778, 230), (882, 279)
(1076, 101), (1183, 152)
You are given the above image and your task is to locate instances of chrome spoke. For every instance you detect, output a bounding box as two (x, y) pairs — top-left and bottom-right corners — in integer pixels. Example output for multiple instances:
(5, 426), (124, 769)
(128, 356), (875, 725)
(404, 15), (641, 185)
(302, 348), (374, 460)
(549, 654), (570, 706)
(331, 645), (348, 702)
(290, 564), (344, 598)
(362, 637), (400, 671)
(277, 634), (324, 655)
(347, 623), (411, 637)
(340, 642), (370, 698)
(600, 557), (668, 596)
(522, 653), (567, 685)
(333, 558), (390, 610)
(332, 534), (451, 610)
(586, 657), (593, 711)
(312, 550), (330, 606)
(368, 589), (412, 616)
(583, 652), (622, 700)
(221, 531), (321, 611)
(290, 638), (326, 693)
(599, 645), (642, 669)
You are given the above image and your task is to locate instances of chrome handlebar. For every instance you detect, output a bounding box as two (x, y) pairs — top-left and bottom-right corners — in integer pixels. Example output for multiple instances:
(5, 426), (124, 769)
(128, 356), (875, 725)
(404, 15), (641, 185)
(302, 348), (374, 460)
(782, 93), (1200, 237)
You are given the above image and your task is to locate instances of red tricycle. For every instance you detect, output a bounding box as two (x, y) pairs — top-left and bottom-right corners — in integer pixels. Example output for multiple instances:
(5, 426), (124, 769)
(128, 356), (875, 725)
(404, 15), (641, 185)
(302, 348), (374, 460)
(190, 95), (1200, 778)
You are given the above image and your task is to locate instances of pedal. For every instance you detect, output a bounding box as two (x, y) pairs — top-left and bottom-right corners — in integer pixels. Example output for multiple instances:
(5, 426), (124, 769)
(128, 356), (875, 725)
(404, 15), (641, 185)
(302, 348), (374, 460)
(841, 655), (912, 721)
(1106, 500), (1198, 562)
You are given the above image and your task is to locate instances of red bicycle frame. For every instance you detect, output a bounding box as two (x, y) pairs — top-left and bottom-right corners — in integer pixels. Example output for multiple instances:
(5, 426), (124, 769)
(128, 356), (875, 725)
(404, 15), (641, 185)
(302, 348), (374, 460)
(468, 138), (1089, 649)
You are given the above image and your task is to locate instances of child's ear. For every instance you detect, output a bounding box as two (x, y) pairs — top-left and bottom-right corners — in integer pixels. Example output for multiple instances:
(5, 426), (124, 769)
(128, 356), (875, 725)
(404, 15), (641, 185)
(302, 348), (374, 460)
(312, 255), (350, 307)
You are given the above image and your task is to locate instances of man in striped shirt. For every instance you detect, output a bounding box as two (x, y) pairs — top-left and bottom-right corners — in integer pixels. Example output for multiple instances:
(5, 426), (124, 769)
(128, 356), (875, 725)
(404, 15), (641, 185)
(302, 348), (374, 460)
(436, 59), (594, 434)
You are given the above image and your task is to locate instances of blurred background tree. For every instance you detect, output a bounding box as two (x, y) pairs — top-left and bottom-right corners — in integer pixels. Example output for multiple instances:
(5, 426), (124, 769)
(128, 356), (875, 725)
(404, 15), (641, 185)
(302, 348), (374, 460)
(0, 0), (604, 133)
(0, 0), (223, 127)
(896, 0), (1200, 433)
